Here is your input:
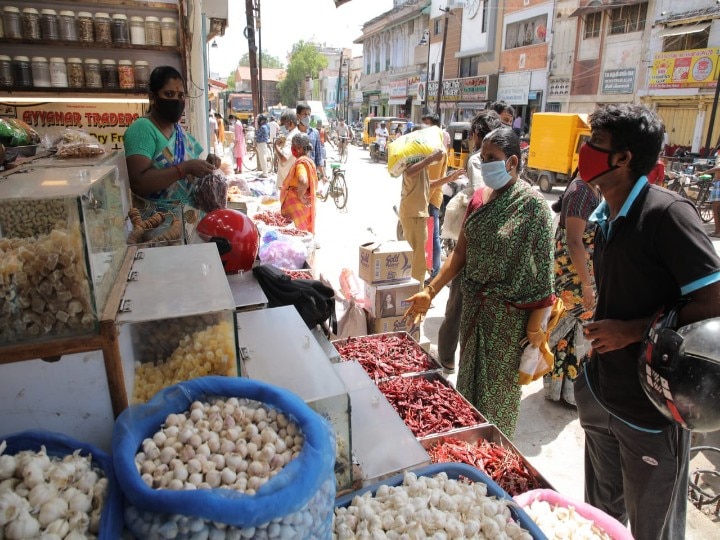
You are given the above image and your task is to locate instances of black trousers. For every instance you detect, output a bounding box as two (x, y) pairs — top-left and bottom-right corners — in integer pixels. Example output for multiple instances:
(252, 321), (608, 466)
(574, 372), (691, 540)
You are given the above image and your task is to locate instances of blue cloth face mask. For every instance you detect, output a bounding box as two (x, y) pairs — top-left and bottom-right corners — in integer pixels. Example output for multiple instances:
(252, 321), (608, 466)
(280, 126), (289, 136)
(480, 160), (513, 190)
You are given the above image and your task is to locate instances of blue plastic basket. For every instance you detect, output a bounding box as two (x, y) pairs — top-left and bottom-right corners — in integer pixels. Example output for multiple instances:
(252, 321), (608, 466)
(336, 462), (548, 539)
(2, 430), (123, 540)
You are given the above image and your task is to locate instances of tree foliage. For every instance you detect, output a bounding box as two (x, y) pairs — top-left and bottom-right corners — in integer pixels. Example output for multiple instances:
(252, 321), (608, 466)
(226, 71), (236, 90)
(238, 51), (284, 69)
(278, 41), (328, 106)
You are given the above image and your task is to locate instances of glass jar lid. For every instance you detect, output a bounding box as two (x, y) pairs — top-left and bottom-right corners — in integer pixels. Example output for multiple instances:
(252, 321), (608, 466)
(85, 58), (100, 64)
(3, 6), (21, 13)
(0, 55), (12, 61)
(49, 57), (65, 63)
(40, 9), (58, 16)
(59, 11), (76, 17)
(161, 17), (175, 23)
(13, 56), (30, 62)
(130, 16), (144, 23)
(67, 57), (83, 63)
(119, 60), (133, 66)
(146, 16), (160, 23)
(112, 14), (128, 20)
(31, 56), (48, 63)
(78, 12), (92, 18)
(95, 12), (110, 19)
(22, 8), (39, 15)
(135, 60), (149, 66)
(101, 59), (117, 65)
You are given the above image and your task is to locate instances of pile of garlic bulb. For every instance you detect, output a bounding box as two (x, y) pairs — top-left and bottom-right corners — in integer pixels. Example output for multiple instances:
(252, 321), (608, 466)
(523, 499), (613, 540)
(135, 397), (304, 495)
(0, 441), (108, 540)
(333, 472), (533, 539)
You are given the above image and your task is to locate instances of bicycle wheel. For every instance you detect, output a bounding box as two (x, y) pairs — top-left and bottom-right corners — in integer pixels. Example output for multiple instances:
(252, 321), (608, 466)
(332, 172), (348, 210)
(696, 190), (714, 223)
(340, 142), (348, 163)
(243, 145), (258, 171)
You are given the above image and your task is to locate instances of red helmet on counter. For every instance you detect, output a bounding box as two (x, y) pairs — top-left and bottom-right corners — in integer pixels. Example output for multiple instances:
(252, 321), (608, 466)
(196, 209), (259, 273)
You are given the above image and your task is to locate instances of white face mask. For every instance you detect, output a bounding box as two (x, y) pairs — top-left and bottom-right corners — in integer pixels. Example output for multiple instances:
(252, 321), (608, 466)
(480, 160), (513, 190)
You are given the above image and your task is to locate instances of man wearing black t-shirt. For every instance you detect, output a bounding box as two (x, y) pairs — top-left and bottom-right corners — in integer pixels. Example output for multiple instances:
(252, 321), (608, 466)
(575, 104), (720, 540)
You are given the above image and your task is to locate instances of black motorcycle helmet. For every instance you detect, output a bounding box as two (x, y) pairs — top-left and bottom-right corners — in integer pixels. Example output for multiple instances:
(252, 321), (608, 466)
(639, 301), (720, 432)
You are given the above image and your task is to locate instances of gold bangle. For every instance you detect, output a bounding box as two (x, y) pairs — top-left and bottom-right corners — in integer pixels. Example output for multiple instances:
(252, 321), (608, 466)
(425, 284), (437, 298)
(527, 328), (543, 335)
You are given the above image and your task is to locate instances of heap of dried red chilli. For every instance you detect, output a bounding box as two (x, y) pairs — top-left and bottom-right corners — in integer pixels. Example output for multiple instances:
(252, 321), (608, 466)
(278, 227), (309, 237)
(378, 377), (483, 438)
(252, 211), (291, 227)
(427, 436), (540, 496)
(334, 334), (437, 379)
(281, 269), (314, 280)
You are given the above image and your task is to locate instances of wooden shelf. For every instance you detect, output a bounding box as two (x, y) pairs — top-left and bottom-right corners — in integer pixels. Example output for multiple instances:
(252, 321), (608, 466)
(0, 37), (180, 53)
(0, 87), (149, 96)
(9, 0), (178, 11)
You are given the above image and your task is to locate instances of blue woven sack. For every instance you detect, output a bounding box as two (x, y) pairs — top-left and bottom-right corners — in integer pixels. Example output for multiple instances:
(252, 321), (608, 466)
(1, 429), (124, 540)
(112, 376), (336, 539)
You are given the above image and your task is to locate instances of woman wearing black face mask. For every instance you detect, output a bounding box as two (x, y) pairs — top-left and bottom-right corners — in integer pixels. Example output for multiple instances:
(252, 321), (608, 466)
(124, 66), (216, 207)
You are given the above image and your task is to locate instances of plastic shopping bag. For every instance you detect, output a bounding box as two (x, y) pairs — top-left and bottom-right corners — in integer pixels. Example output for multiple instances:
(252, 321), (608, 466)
(518, 298), (566, 385)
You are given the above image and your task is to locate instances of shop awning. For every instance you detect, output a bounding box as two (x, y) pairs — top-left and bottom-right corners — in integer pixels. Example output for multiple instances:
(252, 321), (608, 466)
(569, 0), (644, 18)
(388, 98), (408, 105)
(658, 22), (710, 37)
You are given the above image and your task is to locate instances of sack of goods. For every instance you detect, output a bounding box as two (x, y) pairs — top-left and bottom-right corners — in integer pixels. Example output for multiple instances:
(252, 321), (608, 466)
(387, 125), (445, 177)
(112, 376), (336, 539)
(0, 430), (124, 539)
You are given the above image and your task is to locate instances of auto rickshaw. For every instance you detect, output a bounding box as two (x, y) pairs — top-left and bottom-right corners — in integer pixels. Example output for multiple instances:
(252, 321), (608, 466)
(446, 121), (472, 169)
(362, 116), (404, 149)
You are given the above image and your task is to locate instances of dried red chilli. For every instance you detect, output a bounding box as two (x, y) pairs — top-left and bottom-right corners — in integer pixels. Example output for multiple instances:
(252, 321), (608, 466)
(253, 211), (291, 226)
(378, 377), (482, 437)
(428, 436), (540, 496)
(335, 334), (436, 379)
(278, 227), (309, 237)
(281, 269), (313, 280)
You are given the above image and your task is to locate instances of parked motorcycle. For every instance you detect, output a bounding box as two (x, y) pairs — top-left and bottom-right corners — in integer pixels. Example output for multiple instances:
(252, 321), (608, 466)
(369, 139), (388, 162)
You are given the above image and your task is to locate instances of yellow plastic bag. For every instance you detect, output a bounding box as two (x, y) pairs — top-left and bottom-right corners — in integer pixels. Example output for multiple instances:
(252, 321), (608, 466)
(518, 298), (566, 385)
(387, 126), (445, 177)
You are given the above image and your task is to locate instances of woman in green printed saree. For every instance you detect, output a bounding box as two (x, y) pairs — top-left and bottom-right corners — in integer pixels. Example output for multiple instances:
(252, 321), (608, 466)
(124, 66), (217, 231)
(406, 128), (555, 437)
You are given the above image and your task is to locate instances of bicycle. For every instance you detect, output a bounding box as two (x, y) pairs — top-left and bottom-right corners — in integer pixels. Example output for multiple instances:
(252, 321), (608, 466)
(666, 172), (714, 223)
(317, 163), (348, 210)
(242, 141), (258, 171)
(337, 136), (349, 163)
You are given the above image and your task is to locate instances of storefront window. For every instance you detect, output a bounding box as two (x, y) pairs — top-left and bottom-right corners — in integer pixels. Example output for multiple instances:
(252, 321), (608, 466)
(583, 12), (602, 39)
(609, 2), (647, 35)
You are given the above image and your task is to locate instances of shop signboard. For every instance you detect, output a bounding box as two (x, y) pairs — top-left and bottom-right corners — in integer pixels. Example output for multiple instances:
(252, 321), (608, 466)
(497, 71), (531, 105)
(1, 101), (144, 150)
(460, 76), (489, 101)
(649, 48), (720, 89)
(407, 75), (421, 99)
(426, 79), (461, 102)
(389, 79), (408, 98)
(601, 68), (635, 94)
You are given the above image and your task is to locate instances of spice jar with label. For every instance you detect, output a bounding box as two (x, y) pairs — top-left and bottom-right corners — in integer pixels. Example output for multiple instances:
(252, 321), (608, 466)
(21, 7), (41, 40)
(84, 58), (102, 88)
(67, 58), (84, 88)
(111, 14), (129, 44)
(160, 17), (177, 46)
(77, 12), (94, 42)
(59, 10), (78, 41)
(134, 60), (149, 89)
(129, 16), (145, 45)
(118, 60), (135, 89)
(0, 55), (13, 87)
(0, 17), (4, 38)
(3, 6), (22, 39)
(12, 56), (32, 88)
(31, 56), (50, 88)
(101, 59), (119, 88)
(50, 57), (68, 88)
(94, 12), (111, 44)
(40, 9), (59, 40)
(145, 16), (161, 46)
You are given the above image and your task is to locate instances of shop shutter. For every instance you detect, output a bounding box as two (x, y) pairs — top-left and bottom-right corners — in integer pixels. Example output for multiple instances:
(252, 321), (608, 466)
(656, 106), (698, 147)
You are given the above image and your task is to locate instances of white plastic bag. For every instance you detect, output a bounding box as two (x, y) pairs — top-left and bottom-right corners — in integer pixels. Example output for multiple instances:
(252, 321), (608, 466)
(441, 187), (473, 240)
(336, 298), (368, 339)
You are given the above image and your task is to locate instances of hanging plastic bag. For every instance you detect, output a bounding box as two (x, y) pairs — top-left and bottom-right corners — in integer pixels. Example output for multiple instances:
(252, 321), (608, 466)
(518, 299), (566, 385)
(193, 170), (228, 213)
(441, 186), (473, 241)
(336, 298), (368, 339)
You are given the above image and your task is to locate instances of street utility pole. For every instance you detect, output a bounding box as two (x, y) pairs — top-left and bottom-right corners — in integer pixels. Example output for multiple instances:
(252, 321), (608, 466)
(244, 0), (259, 118)
(435, 7), (450, 116)
(703, 60), (720, 156)
(346, 60), (351, 123)
(255, 0), (263, 113)
(336, 50), (344, 120)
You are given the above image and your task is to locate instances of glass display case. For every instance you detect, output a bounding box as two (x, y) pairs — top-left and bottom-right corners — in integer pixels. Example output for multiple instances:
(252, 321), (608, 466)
(116, 243), (238, 404)
(235, 305), (352, 492)
(0, 165), (127, 345)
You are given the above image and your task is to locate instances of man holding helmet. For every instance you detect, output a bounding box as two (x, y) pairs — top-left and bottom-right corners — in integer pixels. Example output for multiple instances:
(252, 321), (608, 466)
(575, 104), (720, 540)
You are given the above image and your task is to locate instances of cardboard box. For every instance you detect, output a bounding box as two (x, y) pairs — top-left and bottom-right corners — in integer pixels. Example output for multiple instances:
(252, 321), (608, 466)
(358, 241), (413, 284)
(363, 278), (421, 318)
(367, 314), (421, 342)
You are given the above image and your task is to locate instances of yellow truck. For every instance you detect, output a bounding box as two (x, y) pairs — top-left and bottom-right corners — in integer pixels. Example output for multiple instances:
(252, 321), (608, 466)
(524, 113), (591, 193)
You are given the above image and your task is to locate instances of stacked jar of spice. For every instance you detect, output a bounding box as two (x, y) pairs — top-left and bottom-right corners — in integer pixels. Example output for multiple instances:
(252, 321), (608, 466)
(0, 56), (13, 87)
(145, 16), (161, 46)
(94, 12), (111, 44)
(134, 60), (150, 90)
(30, 56), (50, 87)
(129, 16), (145, 45)
(84, 58), (102, 88)
(77, 12), (94, 42)
(67, 58), (84, 88)
(49, 57), (68, 87)
(21, 7), (41, 40)
(3, 6), (22, 39)
(40, 9), (59, 40)
(118, 60), (135, 89)
(58, 10), (78, 41)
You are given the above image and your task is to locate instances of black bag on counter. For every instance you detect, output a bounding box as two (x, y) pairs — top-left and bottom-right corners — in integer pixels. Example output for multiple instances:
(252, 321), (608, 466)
(252, 264), (337, 335)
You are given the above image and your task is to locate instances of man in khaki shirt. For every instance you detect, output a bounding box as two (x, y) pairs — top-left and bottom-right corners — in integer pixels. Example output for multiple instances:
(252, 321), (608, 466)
(422, 113), (449, 280)
(399, 150), (464, 284)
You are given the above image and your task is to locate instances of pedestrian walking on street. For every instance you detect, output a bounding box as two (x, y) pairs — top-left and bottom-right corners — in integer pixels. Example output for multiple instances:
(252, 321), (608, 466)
(437, 110), (502, 372)
(421, 113), (449, 281)
(406, 127), (555, 438)
(545, 173), (601, 405)
(280, 133), (318, 234)
(274, 109), (300, 190)
(233, 115), (246, 173)
(255, 114), (270, 177)
(296, 102), (326, 180)
(574, 104), (720, 540)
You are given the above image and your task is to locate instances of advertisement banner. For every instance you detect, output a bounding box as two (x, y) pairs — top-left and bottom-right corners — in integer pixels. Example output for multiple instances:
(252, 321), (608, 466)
(460, 76), (489, 101)
(1, 101), (145, 150)
(407, 75), (420, 100)
(649, 48), (720, 89)
(601, 68), (636, 94)
(497, 71), (531, 105)
(426, 79), (461, 102)
(388, 79), (408, 98)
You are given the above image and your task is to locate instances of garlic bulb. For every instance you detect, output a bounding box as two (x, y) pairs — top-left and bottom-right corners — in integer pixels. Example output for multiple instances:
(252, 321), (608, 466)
(0, 491), (30, 526)
(5, 510), (41, 539)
